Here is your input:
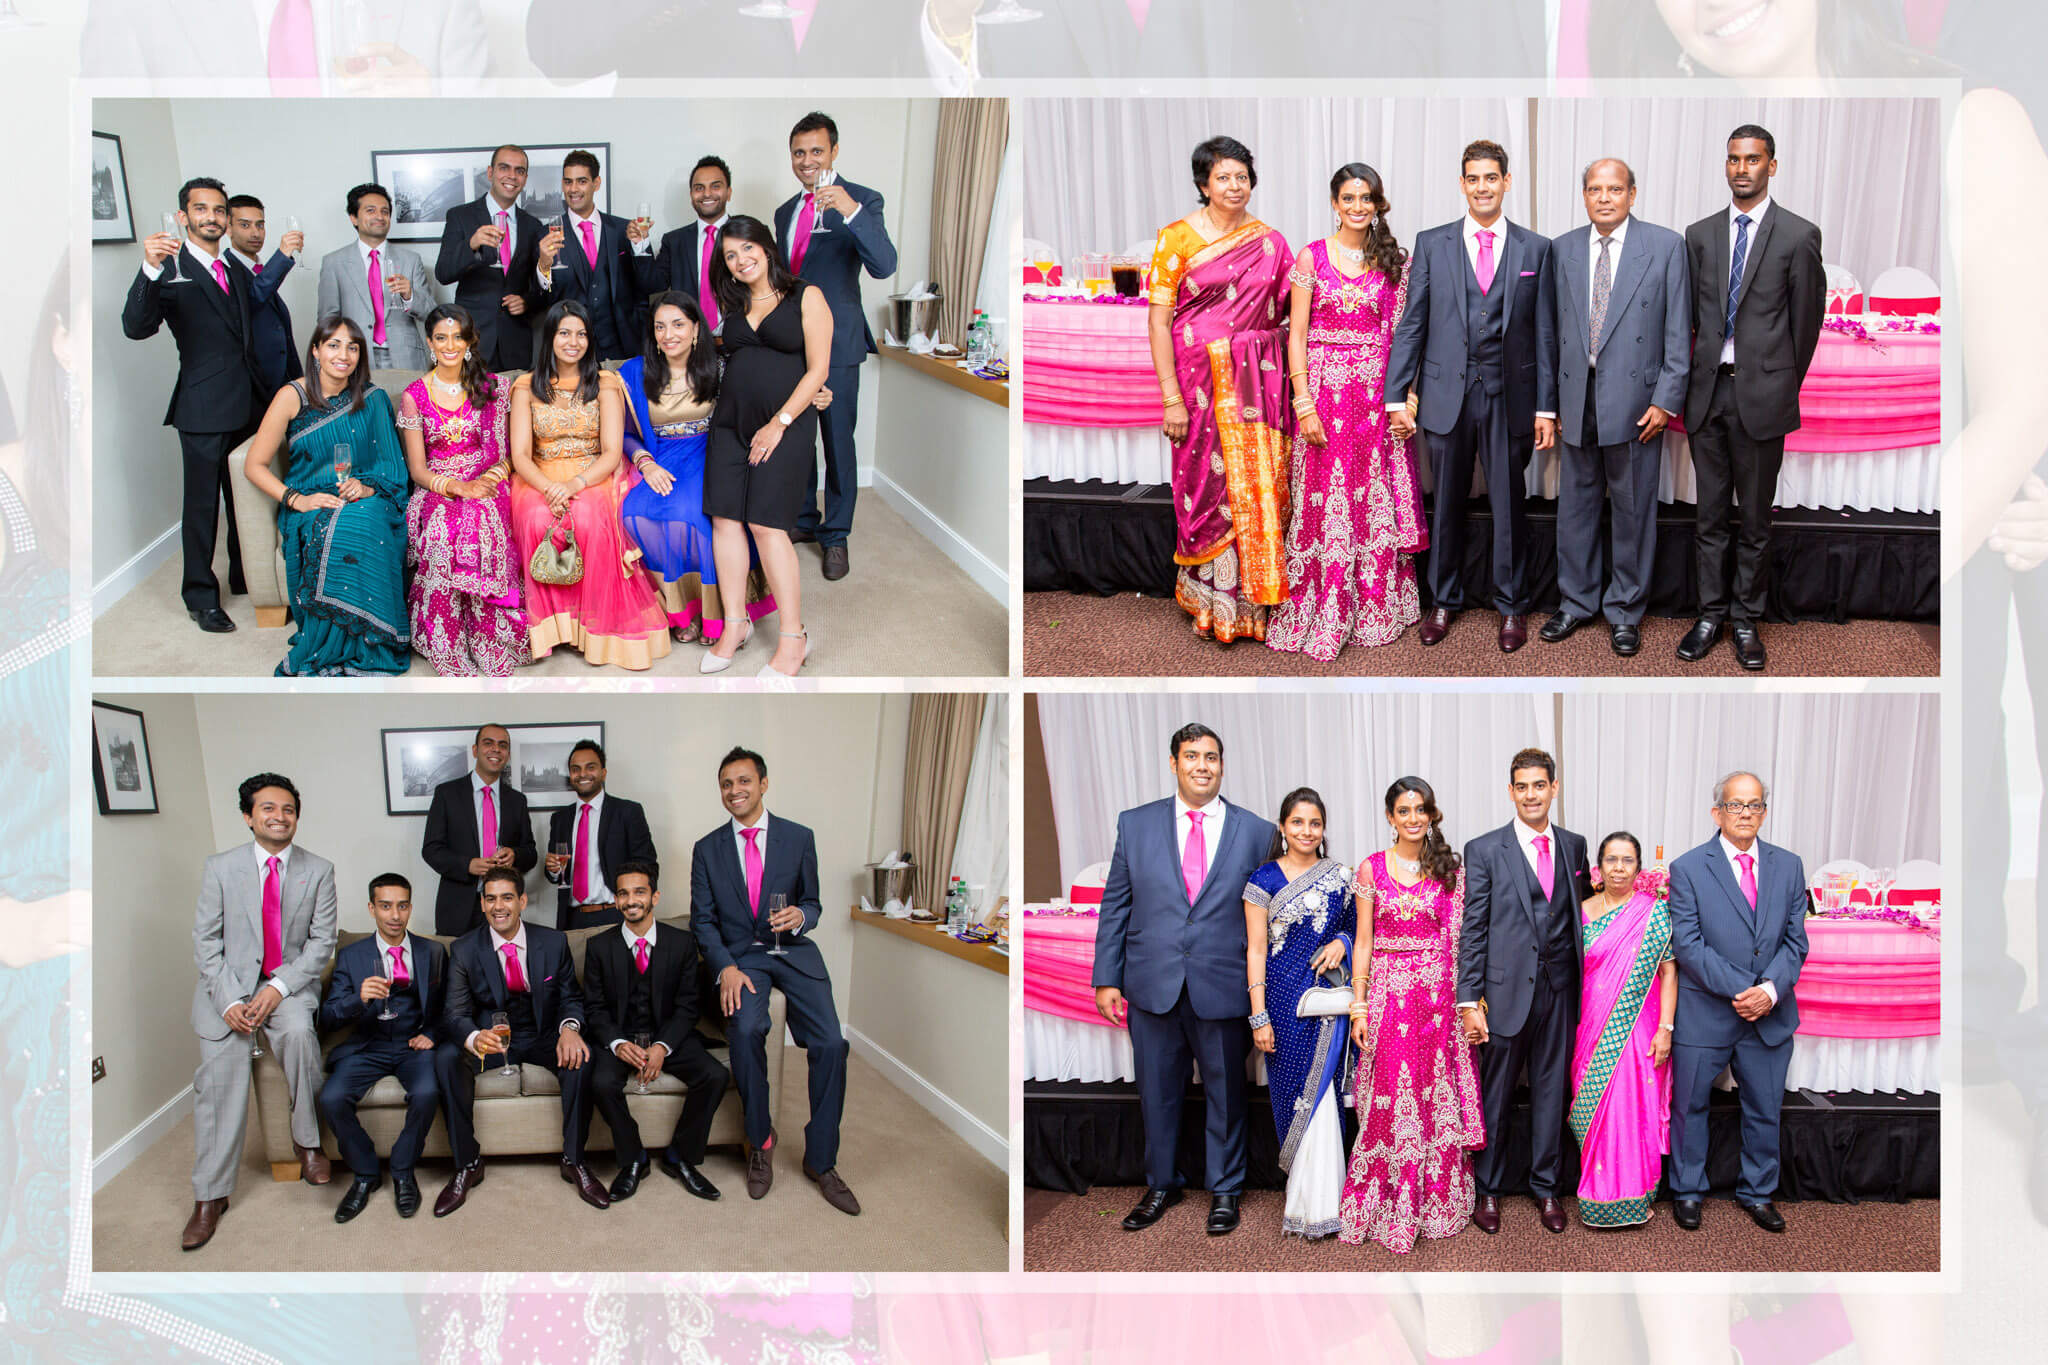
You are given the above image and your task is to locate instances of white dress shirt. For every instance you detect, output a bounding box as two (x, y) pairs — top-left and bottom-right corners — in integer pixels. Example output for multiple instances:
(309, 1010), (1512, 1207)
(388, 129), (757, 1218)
(1455, 819), (1556, 1011)
(919, 0), (980, 96)
(1719, 196), (1772, 365)
(227, 245), (263, 275)
(564, 790), (613, 905)
(1173, 794), (1226, 891)
(1719, 833), (1778, 1003)
(732, 811), (795, 934)
(370, 933), (414, 1000)
(232, 841), (295, 1012)
(539, 205), (605, 289)
(484, 192), (519, 260)
(608, 921), (660, 1055)
(142, 233), (226, 283)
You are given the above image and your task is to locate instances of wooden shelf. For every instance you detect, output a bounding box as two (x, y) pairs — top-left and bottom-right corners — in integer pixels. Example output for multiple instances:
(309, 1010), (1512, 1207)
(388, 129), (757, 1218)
(877, 345), (1010, 408)
(849, 906), (1009, 975)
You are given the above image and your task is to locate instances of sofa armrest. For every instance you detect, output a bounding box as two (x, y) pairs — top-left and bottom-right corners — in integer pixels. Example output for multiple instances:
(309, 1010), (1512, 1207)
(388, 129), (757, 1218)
(226, 434), (288, 622)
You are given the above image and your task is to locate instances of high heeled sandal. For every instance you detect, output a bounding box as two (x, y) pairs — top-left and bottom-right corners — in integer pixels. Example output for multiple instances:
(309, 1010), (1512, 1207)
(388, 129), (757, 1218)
(755, 629), (812, 679)
(699, 620), (753, 674)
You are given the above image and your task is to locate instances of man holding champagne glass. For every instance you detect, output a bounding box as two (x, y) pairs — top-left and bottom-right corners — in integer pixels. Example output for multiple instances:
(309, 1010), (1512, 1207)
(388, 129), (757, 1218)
(534, 149), (643, 361)
(316, 182), (432, 371)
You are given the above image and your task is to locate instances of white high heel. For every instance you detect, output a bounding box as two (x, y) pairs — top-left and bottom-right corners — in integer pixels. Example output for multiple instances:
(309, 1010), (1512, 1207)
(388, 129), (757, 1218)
(756, 629), (812, 679)
(699, 620), (752, 674)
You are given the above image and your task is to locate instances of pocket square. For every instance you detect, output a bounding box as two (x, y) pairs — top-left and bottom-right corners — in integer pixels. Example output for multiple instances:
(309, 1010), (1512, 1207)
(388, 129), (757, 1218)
(544, 975), (554, 983)
(1519, 270), (1536, 277)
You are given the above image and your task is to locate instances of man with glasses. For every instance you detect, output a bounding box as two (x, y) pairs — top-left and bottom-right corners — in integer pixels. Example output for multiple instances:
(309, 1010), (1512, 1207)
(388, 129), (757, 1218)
(1666, 771), (1811, 1234)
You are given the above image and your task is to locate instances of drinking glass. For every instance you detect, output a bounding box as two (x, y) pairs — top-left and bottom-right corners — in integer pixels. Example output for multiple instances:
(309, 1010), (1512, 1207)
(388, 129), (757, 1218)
(767, 893), (790, 956)
(738, 1), (800, 19)
(810, 169), (836, 235)
(978, 0), (1043, 22)
(1111, 255), (1144, 297)
(552, 214), (573, 273)
(633, 1031), (654, 1094)
(634, 201), (654, 235)
(160, 211), (188, 284)
(1871, 865), (1896, 909)
(550, 839), (571, 887)
(332, 445), (352, 492)
(490, 1011), (517, 1078)
(376, 971), (399, 1021)
(285, 214), (304, 260)
(250, 1031), (264, 1059)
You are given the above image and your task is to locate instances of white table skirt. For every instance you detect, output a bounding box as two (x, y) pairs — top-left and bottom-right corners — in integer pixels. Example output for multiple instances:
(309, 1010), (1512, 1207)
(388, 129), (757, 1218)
(1025, 1010), (1270, 1086)
(1025, 424), (1940, 515)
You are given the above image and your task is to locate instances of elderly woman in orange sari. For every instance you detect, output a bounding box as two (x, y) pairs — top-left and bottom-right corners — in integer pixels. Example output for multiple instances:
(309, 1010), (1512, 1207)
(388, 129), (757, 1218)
(1148, 135), (1296, 644)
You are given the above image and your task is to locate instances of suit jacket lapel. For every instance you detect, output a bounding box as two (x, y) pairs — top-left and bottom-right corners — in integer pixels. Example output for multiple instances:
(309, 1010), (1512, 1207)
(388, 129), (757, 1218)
(717, 830), (751, 922)
(1496, 224), (1523, 334)
(1604, 223), (1651, 325)
(1560, 226), (1588, 347)
(1703, 841), (1751, 922)
(1750, 844), (1783, 951)
(1707, 212), (1732, 340)
(185, 245), (238, 331)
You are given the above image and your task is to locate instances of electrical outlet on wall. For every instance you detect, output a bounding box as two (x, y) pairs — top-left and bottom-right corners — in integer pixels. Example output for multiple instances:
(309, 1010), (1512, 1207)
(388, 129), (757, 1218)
(91, 1056), (105, 1083)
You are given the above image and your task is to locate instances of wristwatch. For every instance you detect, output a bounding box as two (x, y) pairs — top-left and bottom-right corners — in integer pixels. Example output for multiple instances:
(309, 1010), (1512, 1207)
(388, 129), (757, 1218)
(776, 411), (794, 426)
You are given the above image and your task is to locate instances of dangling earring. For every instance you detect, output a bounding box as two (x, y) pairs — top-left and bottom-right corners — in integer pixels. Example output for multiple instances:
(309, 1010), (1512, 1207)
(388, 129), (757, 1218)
(462, 349), (472, 362)
(1677, 50), (1696, 76)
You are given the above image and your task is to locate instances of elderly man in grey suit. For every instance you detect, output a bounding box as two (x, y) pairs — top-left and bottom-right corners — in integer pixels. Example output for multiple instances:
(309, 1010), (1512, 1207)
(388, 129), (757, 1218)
(317, 183), (432, 372)
(1538, 157), (1691, 658)
(186, 772), (338, 1252)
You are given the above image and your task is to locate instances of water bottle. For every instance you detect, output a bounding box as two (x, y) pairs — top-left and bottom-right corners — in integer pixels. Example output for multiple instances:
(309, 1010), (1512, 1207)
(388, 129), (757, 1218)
(966, 311), (987, 366)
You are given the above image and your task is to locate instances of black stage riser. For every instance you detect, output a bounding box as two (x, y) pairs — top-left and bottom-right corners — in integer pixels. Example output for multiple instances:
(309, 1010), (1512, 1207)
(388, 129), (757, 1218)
(1025, 485), (1936, 623)
(1024, 1084), (1938, 1204)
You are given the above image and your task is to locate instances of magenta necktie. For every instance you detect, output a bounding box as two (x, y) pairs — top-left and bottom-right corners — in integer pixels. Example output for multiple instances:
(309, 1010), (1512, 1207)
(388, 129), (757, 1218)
(700, 227), (720, 330)
(212, 259), (229, 294)
(478, 785), (497, 862)
(574, 803), (594, 903)
(1475, 229), (1496, 295)
(368, 248), (388, 347)
(252, 260), (263, 276)
(501, 942), (527, 992)
(261, 855), (284, 975)
(579, 219), (599, 268)
(1533, 834), (1554, 898)
(266, 0), (317, 94)
(495, 209), (510, 273)
(388, 944), (409, 987)
(634, 937), (650, 975)
(789, 195), (815, 273)
(742, 827), (764, 917)
(1126, 0), (1152, 29)
(1736, 852), (1759, 910)
(1181, 811), (1207, 903)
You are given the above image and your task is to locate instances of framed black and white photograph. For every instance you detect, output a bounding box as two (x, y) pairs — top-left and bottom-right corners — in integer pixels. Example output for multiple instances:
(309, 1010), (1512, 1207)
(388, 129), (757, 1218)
(91, 701), (157, 814)
(380, 725), (477, 816)
(371, 142), (612, 241)
(508, 722), (606, 810)
(91, 130), (135, 244)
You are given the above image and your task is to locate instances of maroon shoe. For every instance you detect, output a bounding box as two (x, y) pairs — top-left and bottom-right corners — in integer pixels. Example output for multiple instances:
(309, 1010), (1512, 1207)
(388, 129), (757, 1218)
(562, 1159), (612, 1209)
(181, 1196), (229, 1251)
(1539, 1196), (1568, 1233)
(433, 1158), (485, 1218)
(1498, 614), (1529, 653)
(1473, 1194), (1501, 1234)
(1418, 608), (1456, 647)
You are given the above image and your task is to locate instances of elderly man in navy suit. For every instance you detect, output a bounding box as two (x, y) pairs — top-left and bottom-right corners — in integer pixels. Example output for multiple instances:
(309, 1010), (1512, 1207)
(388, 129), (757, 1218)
(1666, 771), (1810, 1234)
(1093, 723), (1268, 1236)
(774, 110), (898, 582)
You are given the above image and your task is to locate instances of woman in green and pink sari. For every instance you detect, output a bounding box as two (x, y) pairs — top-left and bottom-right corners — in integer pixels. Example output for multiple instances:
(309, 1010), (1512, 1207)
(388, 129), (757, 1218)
(1147, 135), (1295, 644)
(1570, 831), (1677, 1228)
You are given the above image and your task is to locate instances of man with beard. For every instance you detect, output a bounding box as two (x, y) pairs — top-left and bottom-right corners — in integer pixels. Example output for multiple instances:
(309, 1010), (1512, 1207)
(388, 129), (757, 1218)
(544, 739), (658, 931)
(317, 182), (433, 372)
(635, 155), (740, 335)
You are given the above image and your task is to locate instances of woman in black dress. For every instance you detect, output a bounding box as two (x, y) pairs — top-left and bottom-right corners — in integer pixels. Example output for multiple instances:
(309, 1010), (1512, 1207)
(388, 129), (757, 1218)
(702, 214), (833, 678)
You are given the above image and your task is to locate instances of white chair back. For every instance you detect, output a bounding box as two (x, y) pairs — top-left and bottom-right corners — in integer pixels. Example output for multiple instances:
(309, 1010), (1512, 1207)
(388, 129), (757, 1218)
(1868, 265), (1940, 316)
(1889, 859), (1942, 905)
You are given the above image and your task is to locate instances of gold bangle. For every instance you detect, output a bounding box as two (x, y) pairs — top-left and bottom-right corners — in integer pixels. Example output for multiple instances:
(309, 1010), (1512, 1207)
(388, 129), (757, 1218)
(1162, 395), (1185, 408)
(1287, 369), (1307, 380)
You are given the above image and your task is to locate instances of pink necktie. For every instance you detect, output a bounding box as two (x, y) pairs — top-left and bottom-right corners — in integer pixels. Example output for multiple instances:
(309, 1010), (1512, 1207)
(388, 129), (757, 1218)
(579, 219), (598, 268)
(789, 196), (815, 273)
(1182, 811), (1207, 903)
(388, 945), (409, 987)
(700, 227), (720, 330)
(501, 942), (527, 992)
(495, 210), (510, 272)
(266, 0), (317, 94)
(1736, 852), (1759, 910)
(1475, 229), (1496, 295)
(261, 855), (284, 975)
(788, 0), (816, 47)
(742, 827), (764, 917)
(1126, 0), (1152, 30)
(368, 248), (387, 347)
(1533, 835), (1554, 898)
(574, 803), (594, 903)
(212, 259), (229, 294)
(478, 785), (497, 862)
(634, 937), (650, 974)
(252, 260), (264, 275)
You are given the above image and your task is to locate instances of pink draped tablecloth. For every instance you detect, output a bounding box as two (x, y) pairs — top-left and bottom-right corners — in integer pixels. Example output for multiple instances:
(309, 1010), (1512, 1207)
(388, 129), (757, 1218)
(1022, 909), (1122, 1029)
(1020, 297), (1161, 429)
(1792, 915), (1940, 1039)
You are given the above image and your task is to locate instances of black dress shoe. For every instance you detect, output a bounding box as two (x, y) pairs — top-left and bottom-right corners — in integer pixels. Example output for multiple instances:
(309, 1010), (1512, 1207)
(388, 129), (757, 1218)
(1610, 623), (1640, 656)
(609, 1157), (650, 1202)
(1206, 1192), (1241, 1235)
(790, 526), (819, 544)
(391, 1171), (421, 1218)
(1730, 622), (1767, 671)
(1673, 1197), (1704, 1230)
(1738, 1200), (1787, 1232)
(1121, 1186), (1183, 1231)
(334, 1173), (382, 1223)
(660, 1153), (723, 1201)
(1676, 617), (1722, 662)
(189, 607), (237, 633)
(1540, 611), (1590, 643)
(822, 544), (850, 581)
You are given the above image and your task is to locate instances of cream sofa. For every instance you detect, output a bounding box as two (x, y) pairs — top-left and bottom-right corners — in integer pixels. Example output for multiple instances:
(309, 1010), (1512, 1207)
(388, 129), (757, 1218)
(250, 916), (784, 1179)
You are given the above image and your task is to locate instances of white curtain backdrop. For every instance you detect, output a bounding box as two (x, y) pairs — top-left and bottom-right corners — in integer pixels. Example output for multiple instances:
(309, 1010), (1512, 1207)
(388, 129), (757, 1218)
(975, 130), (1018, 329)
(949, 693), (1010, 917)
(1038, 693), (1554, 889)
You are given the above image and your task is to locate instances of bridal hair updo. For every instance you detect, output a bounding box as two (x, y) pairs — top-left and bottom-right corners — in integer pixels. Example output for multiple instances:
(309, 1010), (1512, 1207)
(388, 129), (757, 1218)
(1191, 136), (1257, 205)
(1384, 776), (1460, 891)
(1327, 162), (1409, 284)
(1263, 786), (1329, 863)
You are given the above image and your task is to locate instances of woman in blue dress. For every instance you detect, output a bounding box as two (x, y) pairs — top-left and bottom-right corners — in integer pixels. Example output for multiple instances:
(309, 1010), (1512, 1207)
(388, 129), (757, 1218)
(1244, 786), (1355, 1237)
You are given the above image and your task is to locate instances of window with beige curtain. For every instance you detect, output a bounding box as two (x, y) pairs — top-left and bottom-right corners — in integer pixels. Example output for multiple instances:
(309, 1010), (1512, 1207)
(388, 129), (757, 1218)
(902, 693), (987, 912)
(928, 98), (1009, 350)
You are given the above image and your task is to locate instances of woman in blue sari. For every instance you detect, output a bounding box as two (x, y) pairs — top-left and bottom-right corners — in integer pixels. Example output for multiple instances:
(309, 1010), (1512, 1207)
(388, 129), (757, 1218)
(244, 314), (410, 676)
(1244, 786), (1355, 1237)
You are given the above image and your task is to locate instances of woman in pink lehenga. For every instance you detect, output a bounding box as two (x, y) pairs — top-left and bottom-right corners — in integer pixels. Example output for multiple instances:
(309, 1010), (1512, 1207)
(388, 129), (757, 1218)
(1339, 776), (1486, 1254)
(1269, 163), (1427, 662)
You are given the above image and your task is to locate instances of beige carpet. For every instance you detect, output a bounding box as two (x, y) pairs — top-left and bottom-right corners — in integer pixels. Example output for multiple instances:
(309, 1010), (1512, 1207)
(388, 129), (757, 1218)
(93, 1053), (1006, 1272)
(93, 497), (1007, 679)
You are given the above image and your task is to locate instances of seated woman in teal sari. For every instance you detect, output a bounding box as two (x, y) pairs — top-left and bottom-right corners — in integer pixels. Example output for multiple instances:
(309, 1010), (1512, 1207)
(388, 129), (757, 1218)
(243, 314), (410, 677)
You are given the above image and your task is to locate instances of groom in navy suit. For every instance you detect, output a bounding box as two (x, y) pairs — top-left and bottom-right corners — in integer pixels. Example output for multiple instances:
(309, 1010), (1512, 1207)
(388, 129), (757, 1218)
(1093, 723), (1268, 1236)
(1667, 771), (1810, 1234)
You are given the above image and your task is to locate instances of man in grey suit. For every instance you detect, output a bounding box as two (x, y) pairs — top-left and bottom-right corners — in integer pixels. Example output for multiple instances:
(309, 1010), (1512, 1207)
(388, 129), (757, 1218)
(1666, 771), (1810, 1234)
(1092, 723), (1267, 1237)
(185, 773), (338, 1251)
(1539, 158), (1691, 658)
(317, 183), (432, 372)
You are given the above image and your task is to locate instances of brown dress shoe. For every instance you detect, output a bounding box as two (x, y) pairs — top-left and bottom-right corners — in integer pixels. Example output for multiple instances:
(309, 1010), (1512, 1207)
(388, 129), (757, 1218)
(1417, 607), (1455, 646)
(1539, 1196), (1568, 1232)
(745, 1131), (776, 1200)
(561, 1160), (612, 1209)
(804, 1164), (862, 1216)
(1472, 1194), (1501, 1234)
(1498, 613), (1529, 653)
(181, 1196), (229, 1251)
(433, 1158), (485, 1218)
(297, 1143), (332, 1185)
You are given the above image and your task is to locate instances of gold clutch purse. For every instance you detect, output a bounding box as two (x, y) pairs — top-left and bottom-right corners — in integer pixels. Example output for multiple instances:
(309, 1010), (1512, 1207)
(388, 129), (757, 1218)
(528, 515), (584, 586)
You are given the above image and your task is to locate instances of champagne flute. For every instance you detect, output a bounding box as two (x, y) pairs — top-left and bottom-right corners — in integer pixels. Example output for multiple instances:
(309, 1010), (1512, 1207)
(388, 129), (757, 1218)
(737, 1), (800, 17)
(490, 1010), (516, 1078)
(285, 214), (304, 261)
(634, 200), (654, 240)
(556, 211), (575, 272)
(810, 169), (836, 235)
(160, 210), (188, 284)
(766, 892), (790, 957)
(332, 444), (352, 496)
(633, 1031), (654, 1094)
(978, 0), (1044, 22)
(375, 969), (399, 1021)
(550, 839), (571, 887)
(1872, 865), (1896, 910)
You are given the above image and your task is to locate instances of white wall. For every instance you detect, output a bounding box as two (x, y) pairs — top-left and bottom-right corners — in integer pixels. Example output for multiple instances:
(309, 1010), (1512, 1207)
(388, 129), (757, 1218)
(847, 928), (1007, 1168)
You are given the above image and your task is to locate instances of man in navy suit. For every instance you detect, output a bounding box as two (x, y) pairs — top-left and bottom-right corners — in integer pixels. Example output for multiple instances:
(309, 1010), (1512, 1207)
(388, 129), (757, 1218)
(634, 156), (739, 336)
(1455, 748), (1591, 1234)
(222, 195), (303, 399)
(1666, 771), (1810, 1234)
(690, 746), (860, 1215)
(535, 149), (644, 362)
(1386, 139), (1558, 654)
(543, 739), (659, 931)
(774, 111), (898, 581)
(317, 873), (447, 1223)
(431, 867), (608, 1215)
(1092, 723), (1267, 1236)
